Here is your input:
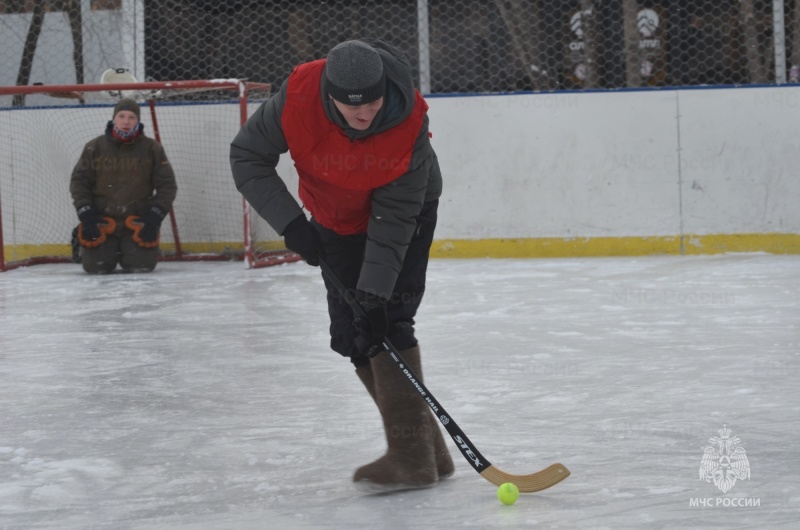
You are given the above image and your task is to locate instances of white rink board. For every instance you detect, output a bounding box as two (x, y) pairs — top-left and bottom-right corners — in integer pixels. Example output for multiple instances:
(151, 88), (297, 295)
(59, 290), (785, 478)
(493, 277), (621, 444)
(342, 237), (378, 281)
(427, 89), (682, 239)
(426, 85), (800, 239)
(678, 88), (800, 235)
(2, 86), (799, 246)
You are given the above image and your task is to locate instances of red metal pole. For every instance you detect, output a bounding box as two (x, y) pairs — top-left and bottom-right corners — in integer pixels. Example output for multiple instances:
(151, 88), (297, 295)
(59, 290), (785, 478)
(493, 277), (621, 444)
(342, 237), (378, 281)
(147, 98), (183, 260)
(239, 81), (255, 268)
(0, 191), (6, 271)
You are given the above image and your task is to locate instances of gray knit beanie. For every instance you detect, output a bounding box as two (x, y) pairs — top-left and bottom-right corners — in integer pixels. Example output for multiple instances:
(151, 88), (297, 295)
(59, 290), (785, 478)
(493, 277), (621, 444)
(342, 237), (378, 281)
(326, 40), (386, 105)
(113, 98), (140, 120)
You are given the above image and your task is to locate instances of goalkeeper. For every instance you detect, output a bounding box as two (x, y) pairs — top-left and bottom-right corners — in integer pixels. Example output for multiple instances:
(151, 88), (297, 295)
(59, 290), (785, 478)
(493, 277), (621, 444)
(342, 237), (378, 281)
(69, 99), (177, 273)
(230, 39), (450, 492)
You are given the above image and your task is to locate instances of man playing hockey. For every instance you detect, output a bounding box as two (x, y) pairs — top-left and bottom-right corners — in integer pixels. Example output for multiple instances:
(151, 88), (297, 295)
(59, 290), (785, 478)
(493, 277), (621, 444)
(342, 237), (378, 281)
(230, 38), (452, 492)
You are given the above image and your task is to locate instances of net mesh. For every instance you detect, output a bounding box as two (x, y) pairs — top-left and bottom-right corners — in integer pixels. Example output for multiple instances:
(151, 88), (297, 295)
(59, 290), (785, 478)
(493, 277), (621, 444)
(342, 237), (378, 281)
(1, 1), (795, 269)
(0, 81), (293, 270)
(0, 1), (795, 94)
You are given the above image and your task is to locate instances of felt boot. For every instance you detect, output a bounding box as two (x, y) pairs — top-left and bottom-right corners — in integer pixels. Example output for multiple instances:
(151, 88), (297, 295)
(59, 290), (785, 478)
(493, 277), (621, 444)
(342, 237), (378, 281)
(353, 345), (454, 492)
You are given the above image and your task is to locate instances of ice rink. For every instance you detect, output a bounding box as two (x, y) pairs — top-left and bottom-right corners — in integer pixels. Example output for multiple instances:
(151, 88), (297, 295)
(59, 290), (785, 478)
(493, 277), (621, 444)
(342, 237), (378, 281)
(1, 254), (798, 529)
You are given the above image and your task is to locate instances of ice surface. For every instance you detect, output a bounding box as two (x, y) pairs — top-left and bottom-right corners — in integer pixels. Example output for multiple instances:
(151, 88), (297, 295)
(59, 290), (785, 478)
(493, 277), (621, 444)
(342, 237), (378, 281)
(1, 254), (798, 529)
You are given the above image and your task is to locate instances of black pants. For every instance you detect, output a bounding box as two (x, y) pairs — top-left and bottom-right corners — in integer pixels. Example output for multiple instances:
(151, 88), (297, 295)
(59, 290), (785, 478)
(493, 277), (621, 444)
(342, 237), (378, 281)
(79, 225), (160, 274)
(315, 200), (438, 367)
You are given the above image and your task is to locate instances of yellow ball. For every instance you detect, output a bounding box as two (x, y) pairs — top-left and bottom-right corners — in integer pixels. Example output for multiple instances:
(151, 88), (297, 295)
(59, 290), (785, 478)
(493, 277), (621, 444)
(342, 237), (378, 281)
(497, 482), (519, 505)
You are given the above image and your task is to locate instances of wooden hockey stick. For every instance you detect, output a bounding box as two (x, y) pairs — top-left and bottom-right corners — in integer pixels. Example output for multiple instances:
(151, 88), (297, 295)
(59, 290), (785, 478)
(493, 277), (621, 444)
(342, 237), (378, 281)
(319, 259), (570, 492)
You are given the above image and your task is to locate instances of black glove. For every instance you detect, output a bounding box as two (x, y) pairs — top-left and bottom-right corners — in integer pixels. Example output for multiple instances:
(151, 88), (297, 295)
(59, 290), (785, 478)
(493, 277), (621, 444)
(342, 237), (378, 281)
(354, 290), (389, 353)
(282, 215), (323, 266)
(77, 204), (101, 241)
(138, 205), (167, 243)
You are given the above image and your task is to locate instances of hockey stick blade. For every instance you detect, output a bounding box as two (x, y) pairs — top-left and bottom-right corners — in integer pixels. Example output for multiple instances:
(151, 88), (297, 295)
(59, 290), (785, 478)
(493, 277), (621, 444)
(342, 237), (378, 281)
(319, 259), (570, 493)
(481, 463), (570, 493)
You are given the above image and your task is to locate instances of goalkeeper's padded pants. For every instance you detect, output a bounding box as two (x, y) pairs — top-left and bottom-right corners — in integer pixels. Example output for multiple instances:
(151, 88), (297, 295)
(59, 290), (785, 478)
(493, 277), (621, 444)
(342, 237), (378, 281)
(80, 231), (159, 274)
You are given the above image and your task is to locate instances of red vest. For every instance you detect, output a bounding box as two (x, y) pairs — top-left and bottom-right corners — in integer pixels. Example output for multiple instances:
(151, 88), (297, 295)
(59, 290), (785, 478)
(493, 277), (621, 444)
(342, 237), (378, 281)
(281, 59), (427, 234)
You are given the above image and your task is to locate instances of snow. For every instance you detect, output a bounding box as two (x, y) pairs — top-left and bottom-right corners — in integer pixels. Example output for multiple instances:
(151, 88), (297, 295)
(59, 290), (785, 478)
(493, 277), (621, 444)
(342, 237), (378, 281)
(1, 254), (798, 529)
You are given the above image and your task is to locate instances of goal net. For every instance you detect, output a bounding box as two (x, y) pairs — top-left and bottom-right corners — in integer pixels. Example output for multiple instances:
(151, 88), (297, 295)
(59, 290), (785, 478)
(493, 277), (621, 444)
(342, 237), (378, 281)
(0, 78), (299, 271)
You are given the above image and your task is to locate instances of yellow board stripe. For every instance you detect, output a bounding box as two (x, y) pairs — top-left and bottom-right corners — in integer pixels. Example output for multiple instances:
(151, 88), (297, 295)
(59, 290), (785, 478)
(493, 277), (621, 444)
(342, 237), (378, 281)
(431, 233), (800, 258)
(4, 234), (800, 262)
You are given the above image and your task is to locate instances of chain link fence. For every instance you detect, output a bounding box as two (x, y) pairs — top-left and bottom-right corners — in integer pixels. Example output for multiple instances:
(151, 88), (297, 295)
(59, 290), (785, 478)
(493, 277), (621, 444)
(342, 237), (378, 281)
(1, 0), (799, 99)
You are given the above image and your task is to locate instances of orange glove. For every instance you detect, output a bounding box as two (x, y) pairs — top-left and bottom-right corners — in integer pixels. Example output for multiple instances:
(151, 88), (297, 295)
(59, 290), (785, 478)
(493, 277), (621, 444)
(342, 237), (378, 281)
(78, 216), (116, 248)
(125, 215), (160, 248)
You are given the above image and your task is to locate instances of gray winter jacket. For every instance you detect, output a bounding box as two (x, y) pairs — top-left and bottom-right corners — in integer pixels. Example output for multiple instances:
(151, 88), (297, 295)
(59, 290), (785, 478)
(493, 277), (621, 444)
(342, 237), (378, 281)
(230, 39), (442, 296)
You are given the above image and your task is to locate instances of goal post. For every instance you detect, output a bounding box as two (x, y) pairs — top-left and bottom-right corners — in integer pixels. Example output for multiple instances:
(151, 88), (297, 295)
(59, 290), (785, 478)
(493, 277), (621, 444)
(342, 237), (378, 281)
(0, 79), (299, 271)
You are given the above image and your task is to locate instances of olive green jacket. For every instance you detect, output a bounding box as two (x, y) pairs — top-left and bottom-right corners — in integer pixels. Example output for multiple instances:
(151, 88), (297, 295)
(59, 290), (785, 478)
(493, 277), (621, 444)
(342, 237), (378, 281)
(70, 126), (177, 222)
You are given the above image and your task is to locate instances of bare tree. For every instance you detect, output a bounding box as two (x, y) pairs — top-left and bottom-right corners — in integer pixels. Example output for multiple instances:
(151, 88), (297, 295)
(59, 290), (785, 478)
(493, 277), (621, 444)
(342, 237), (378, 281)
(580, 0), (599, 88)
(792, 0), (800, 81)
(739, 0), (768, 83)
(287, 8), (315, 63)
(493, 0), (552, 90)
(622, 0), (642, 87)
(66, 0), (85, 86)
(13, 0), (46, 107)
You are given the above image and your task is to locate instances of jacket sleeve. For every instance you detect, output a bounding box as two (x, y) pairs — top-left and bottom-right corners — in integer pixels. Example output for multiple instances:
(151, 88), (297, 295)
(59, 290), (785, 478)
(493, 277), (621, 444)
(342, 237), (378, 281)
(69, 140), (98, 214)
(230, 83), (304, 235)
(151, 142), (178, 211)
(357, 119), (437, 297)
